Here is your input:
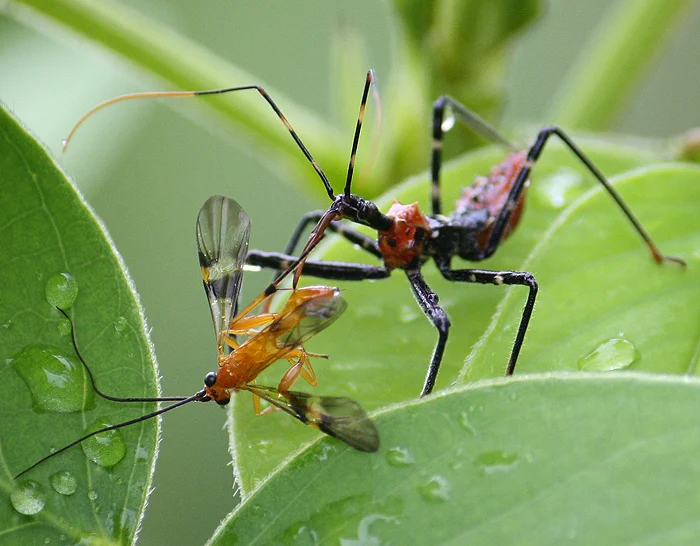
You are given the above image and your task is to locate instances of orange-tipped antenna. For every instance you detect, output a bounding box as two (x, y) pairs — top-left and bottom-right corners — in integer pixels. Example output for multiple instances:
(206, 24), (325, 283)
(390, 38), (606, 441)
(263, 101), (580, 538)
(62, 84), (337, 200)
(355, 70), (383, 192)
(62, 90), (198, 151)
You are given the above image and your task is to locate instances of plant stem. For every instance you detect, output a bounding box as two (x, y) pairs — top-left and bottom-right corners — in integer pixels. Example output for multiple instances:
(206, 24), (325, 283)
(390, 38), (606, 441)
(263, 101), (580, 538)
(548, 0), (693, 131)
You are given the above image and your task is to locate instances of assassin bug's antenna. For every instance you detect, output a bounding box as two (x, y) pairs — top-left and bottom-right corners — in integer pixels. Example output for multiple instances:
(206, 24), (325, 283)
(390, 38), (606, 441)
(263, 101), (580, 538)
(63, 71), (381, 205)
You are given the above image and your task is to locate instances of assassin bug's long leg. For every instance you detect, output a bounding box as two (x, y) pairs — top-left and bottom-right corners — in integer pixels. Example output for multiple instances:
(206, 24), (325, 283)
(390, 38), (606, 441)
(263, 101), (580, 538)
(15, 196), (378, 479)
(243, 82), (686, 397)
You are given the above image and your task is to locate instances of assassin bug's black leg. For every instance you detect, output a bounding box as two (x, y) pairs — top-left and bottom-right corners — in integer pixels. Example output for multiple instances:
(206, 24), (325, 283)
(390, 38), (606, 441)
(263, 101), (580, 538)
(405, 269), (451, 397)
(481, 126), (686, 266)
(248, 252), (389, 282)
(431, 95), (516, 216)
(435, 261), (539, 377)
(431, 97), (686, 267)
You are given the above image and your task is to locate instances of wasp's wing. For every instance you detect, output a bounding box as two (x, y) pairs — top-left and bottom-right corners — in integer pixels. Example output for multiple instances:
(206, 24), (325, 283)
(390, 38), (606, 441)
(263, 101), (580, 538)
(246, 384), (379, 452)
(196, 196), (251, 347)
(268, 292), (347, 350)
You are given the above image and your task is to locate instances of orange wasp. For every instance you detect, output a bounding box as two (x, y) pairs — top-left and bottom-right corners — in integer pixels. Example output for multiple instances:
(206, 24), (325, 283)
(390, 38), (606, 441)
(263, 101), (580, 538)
(16, 195), (378, 479)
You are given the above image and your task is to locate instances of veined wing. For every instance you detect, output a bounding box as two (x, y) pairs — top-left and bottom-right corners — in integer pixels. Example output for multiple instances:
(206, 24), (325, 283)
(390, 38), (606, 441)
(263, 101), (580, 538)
(197, 196), (251, 348)
(245, 384), (379, 452)
(266, 291), (347, 350)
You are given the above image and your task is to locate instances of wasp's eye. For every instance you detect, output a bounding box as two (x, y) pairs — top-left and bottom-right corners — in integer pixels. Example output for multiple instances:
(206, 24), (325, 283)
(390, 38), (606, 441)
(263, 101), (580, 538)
(204, 372), (217, 387)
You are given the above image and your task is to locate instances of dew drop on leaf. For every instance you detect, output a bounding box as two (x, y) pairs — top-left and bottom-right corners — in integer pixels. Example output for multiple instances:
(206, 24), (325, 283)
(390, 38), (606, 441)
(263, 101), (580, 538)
(10, 344), (95, 413)
(475, 451), (519, 475)
(81, 418), (126, 468)
(45, 272), (78, 309)
(50, 470), (77, 496)
(113, 316), (128, 333)
(417, 475), (451, 503)
(385, 447), (415, 467)
(57, 317), (72, 336)
(577, 338), (639, 372)
(11, 480), (46, 515)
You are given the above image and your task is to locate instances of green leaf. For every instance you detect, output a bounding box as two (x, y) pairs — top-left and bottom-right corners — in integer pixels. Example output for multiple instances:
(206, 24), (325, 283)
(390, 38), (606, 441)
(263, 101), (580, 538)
(230, 137), (698, 492)
(212, 373), (700, 544)
(465, 162), (700, 380)
(0, 105), (158, 544)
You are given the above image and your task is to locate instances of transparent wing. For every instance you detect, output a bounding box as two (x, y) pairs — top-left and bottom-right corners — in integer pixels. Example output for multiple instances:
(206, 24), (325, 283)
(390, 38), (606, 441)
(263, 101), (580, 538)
(196, 196), (251, 348)
(245, 385), (379, 452)
(267, 292), (347, 349)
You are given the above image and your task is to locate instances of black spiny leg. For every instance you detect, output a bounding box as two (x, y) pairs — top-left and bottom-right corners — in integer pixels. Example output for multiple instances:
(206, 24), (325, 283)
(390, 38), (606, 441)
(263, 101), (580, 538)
(246, 251), (390, 282)
(405, 269), (451, 397)
(481, 126), (686, 267)
(436, 259), (538, 376)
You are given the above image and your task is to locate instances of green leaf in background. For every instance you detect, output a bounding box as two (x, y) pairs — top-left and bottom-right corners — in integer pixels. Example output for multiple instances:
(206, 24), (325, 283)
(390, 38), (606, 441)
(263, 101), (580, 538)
(213, 373), (700, 544)
(230, 138), (700, 492)
(0, 104), (159, 544)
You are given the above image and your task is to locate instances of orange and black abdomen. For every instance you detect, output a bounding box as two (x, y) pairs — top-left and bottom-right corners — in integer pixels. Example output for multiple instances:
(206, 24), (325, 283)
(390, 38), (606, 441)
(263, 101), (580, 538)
(454, 150), (528, 252)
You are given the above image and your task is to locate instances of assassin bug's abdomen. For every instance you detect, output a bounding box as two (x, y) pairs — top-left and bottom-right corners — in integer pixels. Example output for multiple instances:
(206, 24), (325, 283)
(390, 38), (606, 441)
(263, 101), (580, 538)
(453, 150), (529, 252)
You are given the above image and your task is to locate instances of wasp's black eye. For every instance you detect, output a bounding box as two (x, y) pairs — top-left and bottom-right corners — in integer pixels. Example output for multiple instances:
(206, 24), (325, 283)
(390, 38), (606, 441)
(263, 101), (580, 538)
(216, 398), (230, 406)
(204, 372), (217, 387)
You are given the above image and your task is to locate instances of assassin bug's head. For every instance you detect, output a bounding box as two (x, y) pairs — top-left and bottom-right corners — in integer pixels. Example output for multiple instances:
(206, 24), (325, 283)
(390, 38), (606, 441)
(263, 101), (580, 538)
(204, 371), (231, 406)
(335, 194), (393, 232)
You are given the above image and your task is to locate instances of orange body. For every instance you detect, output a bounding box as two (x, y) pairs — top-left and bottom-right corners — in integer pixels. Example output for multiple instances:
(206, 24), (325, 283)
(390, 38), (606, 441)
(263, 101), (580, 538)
(204, 285), (342, 404)
(378, 201), (431, 270)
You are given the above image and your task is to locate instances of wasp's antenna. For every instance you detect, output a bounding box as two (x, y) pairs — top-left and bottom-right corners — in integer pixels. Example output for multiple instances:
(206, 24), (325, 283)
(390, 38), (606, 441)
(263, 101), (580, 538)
(56, 307), (189, 403)
(14, 390), (210, 479)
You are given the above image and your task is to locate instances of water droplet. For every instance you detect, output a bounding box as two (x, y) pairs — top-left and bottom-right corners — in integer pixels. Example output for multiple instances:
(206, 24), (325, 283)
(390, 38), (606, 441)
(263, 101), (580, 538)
(88, 490), (98, 501)
(340, 514), (394, 545)
(577, 338), (639, 372)
(458, 411), (476, 435)
(11, 480), (46, 515)
(45, 272), (78, 309)
(441, 109), (455, 132)
(475, 451), (519, 475)
(2, 319), (13, 329)
(255, 440), (272, 456)
(50, 470), (77, 496)
(386, 447), (415, 467)
(113, 316), (128, 333)
(417, 475), (451, 503)
(11, 345), (95, 413)
(57, 318), (72, 336)
(81, 419), (126, 468)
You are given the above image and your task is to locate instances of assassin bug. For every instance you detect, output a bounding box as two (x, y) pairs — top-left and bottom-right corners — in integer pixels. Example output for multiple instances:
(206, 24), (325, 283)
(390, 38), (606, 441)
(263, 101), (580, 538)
(62, 71), (685, 398)
(16, 196), (378, 479)
(240, 76), (687, 396)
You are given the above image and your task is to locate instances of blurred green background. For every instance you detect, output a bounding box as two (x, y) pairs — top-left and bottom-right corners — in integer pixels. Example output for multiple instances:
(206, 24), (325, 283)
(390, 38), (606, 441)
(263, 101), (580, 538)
(1, 0), (699, 544)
